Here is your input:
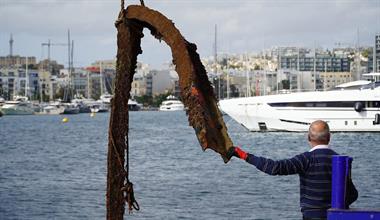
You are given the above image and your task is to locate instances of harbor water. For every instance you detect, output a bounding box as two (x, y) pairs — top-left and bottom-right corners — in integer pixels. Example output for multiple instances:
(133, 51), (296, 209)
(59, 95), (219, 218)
(0, 112), (379, 219)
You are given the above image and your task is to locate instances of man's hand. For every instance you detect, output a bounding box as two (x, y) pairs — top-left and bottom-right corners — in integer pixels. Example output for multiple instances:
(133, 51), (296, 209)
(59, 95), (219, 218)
(227, 146), (248, 161)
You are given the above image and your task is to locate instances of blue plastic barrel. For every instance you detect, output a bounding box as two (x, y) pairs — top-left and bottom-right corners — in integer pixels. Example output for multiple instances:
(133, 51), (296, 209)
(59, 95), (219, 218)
(331, 155), (353, 209)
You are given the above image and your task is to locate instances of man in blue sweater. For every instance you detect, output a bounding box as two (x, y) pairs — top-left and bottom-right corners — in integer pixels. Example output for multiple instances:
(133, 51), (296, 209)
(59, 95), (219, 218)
(227, 120), (358, 220)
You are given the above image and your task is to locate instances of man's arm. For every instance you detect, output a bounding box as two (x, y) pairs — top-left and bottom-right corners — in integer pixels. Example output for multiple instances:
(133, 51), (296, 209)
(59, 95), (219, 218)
(227, 146), (310, 176)
(246, 153), (310, 176)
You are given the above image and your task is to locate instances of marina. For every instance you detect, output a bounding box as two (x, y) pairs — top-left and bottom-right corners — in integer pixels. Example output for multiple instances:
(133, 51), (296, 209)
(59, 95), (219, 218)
(0, 112), (379, 219)
(0, 94), (144, 115)
(1, 0), (379, 219)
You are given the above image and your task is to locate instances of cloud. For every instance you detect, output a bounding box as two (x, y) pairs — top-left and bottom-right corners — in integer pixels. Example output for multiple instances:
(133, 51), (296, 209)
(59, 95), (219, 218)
(0, 0), (379, 68)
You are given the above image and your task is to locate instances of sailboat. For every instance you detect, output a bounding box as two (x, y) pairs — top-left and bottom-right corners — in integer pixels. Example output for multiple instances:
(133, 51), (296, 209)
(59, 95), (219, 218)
(61, 31), (80, 114)
(0, 58), (35, 115)
(96, 61), (111, 112)
(40, 101), (65, 115)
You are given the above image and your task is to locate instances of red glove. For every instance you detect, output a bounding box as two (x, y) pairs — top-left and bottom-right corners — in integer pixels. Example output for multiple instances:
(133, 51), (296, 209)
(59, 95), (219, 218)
(227, 146), (248, 160)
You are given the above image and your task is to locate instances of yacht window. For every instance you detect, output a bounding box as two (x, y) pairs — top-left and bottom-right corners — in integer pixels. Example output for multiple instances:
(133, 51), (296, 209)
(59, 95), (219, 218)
(269, 101), (358, 108)
(345, 121), (348, 126)
(315, 103), (327, 107)
(373, 101), (380, 108)
(354, 121), (357, 126)
(306, 103), (314, 107)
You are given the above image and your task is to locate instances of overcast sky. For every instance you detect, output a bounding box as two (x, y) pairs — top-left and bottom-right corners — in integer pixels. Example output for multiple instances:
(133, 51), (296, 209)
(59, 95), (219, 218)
(0, 0), (379, 69)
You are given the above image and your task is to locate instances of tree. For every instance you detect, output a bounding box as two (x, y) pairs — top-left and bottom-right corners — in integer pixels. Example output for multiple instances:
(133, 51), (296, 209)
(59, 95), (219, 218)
(135, 95), (153, 107)
(361, 49), (371, 58)
(153, 92), (172, 107)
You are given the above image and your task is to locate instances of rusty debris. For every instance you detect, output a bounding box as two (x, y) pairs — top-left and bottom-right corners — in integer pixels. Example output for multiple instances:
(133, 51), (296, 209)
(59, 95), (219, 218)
(107, 4), (233, 219)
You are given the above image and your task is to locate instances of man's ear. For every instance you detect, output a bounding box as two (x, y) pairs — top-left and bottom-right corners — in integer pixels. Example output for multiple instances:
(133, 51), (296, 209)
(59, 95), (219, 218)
(308, 134), (311, 142)
(327, 133), (331, 143)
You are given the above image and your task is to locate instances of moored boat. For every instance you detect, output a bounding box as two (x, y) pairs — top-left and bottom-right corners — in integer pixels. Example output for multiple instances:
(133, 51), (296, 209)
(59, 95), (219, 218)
(159, 95), (184, 111)
(128, 99), (142, 111)
(219, 80), (380, 132)
(42, 102), (65, 115)
(0, 96), (34, 115)
(61, 103), (80, 114)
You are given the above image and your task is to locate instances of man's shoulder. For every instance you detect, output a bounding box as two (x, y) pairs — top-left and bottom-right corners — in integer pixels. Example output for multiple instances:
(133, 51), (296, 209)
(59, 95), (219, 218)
(298, 148), (338, 159)
(312, 148), (338, 155)
(308, 148), (339, 162)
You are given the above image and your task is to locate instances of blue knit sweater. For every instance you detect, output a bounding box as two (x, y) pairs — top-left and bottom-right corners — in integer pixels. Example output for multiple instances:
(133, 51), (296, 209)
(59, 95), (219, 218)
(246, 148), (358, 219)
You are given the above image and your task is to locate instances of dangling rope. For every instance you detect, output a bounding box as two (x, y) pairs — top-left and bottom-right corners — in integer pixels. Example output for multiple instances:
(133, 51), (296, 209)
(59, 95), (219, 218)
(121, 133), (140, 213)
(109, 126), (139, 213)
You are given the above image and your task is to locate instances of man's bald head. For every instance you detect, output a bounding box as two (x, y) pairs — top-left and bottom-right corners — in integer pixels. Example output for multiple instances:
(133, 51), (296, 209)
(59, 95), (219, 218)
(308, 120), (330, 146)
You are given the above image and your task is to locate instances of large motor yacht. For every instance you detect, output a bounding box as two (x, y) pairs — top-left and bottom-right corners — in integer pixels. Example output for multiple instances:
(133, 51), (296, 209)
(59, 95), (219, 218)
(219, 80), (380, 132)
(159, 95), (185, 111)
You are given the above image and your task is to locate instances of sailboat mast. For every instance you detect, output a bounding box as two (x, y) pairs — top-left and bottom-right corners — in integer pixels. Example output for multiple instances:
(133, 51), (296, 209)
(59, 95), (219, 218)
(87, 69), (90, 99)
(214, 24), (220, 99)
(356, 28), (360, 80)
(25, 57), (28, 98)
(71, 40), (75, 97)
(246, 53), (250, 97)
(226, 58), (230, 99)
(67, 29), (71, 101)
(313, 41), (317, 91)
(100, 61), (104, 95)
(214, 24), (217, 66)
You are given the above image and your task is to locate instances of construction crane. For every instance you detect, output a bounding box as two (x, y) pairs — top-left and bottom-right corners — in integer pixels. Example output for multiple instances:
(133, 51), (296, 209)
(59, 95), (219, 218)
(41, 39), (68, 61)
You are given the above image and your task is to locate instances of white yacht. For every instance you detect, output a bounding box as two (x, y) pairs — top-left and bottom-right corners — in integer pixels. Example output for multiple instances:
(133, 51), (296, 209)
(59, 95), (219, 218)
(0, 96), (34, 115)
(100, 93), (112, 105)
(96, 93), (112, 112)
(159, 95), (185, 111)
(41, 102), (65, 115)
(128, 99), (142, 111)
(91, 101), (109, 113)
(61, 103), (80, 114)
(219, 81), (380, 132)
(0, 97), (4, 109)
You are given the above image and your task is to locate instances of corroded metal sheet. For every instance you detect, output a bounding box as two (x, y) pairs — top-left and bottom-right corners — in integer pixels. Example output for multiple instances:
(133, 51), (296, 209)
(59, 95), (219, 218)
(107, 5), (233, 219)
(124, 5), (233, 161)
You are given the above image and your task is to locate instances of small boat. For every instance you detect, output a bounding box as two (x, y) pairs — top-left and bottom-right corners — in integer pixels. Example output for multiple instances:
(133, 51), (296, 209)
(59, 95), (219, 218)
(94, 93), (112, 112)
(42, 102), (65, 115)
(71, 98), (94, 113)
(159, 95), (185, 111)
(100, 93), (112, 105)
(61, 103), (80, 114)
(90, 101), (109, 113)
(128, 99), (142, 111)
(0, 96), (34, 115)
(0, 97), (4, 116)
